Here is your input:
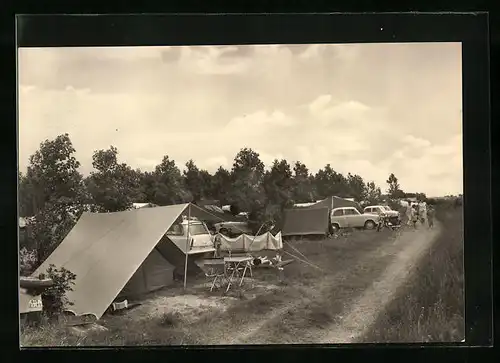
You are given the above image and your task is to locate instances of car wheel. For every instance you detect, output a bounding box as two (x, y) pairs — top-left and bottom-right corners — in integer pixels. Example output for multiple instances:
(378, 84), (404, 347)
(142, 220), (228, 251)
(331, 223), (340, 232)
(364, 220), (376, 230)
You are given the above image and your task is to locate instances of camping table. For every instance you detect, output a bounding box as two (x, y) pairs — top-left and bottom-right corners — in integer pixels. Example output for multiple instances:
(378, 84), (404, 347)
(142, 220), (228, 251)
(223, 256), (254, 292)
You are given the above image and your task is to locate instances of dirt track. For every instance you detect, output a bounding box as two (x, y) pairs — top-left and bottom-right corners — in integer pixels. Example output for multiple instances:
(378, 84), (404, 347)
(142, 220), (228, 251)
(320, 224), (441, 343)
(219, 224), (441, 345)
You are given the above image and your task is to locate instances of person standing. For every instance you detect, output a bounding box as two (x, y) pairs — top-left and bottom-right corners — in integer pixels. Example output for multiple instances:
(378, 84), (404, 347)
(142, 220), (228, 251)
(427, 205), (435, 228)
(419, 201), (427, 226)
(411, 204), (419, 229)
(405, 201), (413, 226)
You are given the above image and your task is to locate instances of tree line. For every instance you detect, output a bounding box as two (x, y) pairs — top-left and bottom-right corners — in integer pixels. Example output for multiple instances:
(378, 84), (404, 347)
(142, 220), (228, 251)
(19, 133), (421, 264)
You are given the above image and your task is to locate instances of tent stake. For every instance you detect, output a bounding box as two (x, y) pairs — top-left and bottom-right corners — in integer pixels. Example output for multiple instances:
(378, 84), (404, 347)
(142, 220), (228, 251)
(183, 204), (190, 290)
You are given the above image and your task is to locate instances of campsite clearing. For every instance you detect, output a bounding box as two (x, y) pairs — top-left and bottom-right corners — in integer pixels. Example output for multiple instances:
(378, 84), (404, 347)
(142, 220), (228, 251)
(21, 224), (441, 346)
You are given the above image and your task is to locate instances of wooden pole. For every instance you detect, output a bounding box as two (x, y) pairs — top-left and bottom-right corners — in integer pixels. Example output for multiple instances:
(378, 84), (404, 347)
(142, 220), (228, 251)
(183, 204), (190, 290)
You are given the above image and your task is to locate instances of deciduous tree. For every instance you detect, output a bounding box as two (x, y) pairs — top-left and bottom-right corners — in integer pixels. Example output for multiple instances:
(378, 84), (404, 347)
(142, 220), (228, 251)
(229, 148), (266, 213)
(386, 173), (404, 198)
(346, 173), (367, 202)
(183, 160), (213, 202)
(365, 181), (382, 204)
(292, 161), (316, 203)
(86, 146), (142, 212)
(142, 155), (191, 206)
(21, 134), (88, 264)
(210, 166), (232, 205)
(264, 159), (294, 207)
(314, 164), (350, 199)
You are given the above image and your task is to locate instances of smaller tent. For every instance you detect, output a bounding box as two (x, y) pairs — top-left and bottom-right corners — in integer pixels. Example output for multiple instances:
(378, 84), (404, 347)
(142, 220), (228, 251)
(282, 207), (330, 237)
(282, 196), (360, 237)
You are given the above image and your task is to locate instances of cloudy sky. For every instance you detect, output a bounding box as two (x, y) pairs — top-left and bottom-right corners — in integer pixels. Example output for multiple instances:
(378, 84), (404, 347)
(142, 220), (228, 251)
(18, 43), (462, 197)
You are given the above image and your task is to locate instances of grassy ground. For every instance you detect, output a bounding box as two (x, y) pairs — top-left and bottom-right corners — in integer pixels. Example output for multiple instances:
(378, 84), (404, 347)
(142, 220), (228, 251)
(21, 228), (394, 346)
(360, 203), (464, 343)
(21, 206), (464, 346)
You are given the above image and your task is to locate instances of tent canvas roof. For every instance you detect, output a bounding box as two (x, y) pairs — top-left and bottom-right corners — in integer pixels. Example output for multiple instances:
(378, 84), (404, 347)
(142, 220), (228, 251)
(31, 203), (229, 319)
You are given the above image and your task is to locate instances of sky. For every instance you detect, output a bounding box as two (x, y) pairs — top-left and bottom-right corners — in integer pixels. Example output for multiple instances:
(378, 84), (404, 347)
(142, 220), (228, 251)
(18, 43), (462, 197)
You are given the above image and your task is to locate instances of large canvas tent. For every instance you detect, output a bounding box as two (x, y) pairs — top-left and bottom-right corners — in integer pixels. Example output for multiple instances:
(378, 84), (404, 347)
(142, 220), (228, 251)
(282, 207), (330, 237)
(31, 203), (229, 319)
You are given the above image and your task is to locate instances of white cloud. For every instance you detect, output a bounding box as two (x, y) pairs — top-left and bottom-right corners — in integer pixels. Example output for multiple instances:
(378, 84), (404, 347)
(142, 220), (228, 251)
(308, 94), (332, 114)
(19, 85), (36, 94)
(226, 110), (295, 132)
(205, 156), (230, 172)
(386, 134), (462, 196)
(307, 95), (373, 128)
(258, 151), (286, 170)
(401, 135), (432, 149)
(178, 46), (251, 75)
(134, 157), (158, 171)
(62, 46), (164, 62)
(299, 44), (360, 63)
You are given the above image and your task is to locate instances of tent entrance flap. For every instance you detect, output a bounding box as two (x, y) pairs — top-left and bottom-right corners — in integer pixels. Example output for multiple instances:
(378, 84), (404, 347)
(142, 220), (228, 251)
(118, 248), (175, 300)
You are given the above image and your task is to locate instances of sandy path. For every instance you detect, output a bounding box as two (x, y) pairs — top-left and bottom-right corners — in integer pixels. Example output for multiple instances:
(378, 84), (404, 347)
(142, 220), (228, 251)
(318, 224), (441, 343)
(221, 232), (407, 345)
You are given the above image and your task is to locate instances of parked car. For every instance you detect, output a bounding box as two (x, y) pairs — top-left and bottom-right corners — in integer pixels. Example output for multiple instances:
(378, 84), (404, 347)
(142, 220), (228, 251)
(330, 207), (380, 231)
(166, 217), (215, 255)
(363, 205), (401, 225)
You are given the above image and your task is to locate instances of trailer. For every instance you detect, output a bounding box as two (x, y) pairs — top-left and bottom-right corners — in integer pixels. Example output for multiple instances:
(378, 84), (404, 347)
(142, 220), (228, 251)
(20, 277), (53, 324)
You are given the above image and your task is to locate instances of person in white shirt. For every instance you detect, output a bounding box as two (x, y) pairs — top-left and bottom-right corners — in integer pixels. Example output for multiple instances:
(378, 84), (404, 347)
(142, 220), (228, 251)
(405, 201), (413, 226)
(418, 202), (427, 225)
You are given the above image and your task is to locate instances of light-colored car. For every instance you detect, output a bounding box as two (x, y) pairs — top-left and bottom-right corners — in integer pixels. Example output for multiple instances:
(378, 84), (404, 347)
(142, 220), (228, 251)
(364, 205), (401, 224)
(330, 207), (380, 231)
(364, 205), (400, 218)
(166, 218), (215, 255)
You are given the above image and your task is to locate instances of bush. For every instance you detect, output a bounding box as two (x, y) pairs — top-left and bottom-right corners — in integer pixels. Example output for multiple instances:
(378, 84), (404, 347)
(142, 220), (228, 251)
(19, 247), (37, 276)
(38, 264), (77, 317)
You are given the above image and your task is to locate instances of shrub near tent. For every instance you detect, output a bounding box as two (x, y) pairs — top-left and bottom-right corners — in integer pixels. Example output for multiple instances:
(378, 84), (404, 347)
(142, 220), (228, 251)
(38, 265), (76, 317)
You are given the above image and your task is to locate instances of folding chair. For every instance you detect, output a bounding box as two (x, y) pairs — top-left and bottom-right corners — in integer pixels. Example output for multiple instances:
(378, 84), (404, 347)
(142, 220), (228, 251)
(201, 259), (228, 292)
